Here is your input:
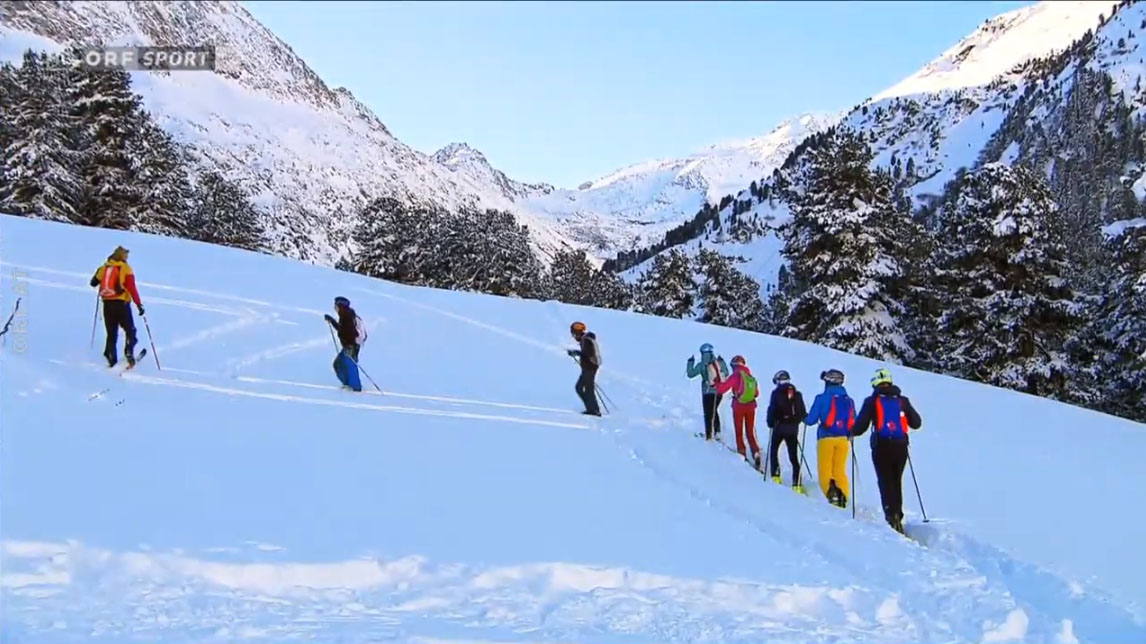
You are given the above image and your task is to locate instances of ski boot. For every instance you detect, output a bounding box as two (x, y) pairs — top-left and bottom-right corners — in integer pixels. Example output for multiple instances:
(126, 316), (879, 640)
(793, 484), (806, 495)
(126, 352), (136, 368)
(105, 353), (117, 368)
(771, 473), (781, 484)
(889, 512), (905, 535)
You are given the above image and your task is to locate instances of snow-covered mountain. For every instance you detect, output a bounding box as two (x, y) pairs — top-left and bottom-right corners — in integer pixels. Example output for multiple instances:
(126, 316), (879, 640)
(518, 112), (842, 253)
(0, 0), (577, 264)
(617, 0), (1144, 290)
(4, 213), (1146, 642)
(0, 0), (839, 266)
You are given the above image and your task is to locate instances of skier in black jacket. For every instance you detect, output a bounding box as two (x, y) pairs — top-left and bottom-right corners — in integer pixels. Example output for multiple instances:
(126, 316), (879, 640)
(567, 321), (602, 416)
(765, 370), (807, 491)
(853, 367), (923, 534)
(323, 296), (366, 391)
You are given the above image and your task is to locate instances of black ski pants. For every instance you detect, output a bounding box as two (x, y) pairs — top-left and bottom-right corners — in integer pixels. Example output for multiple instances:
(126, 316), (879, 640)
(575, 365), (601, 415)
(702, 392), (723, 439)
(769, 423), (801, 482)
(102, 299), (137, 361)
(871, 437), (910, 524)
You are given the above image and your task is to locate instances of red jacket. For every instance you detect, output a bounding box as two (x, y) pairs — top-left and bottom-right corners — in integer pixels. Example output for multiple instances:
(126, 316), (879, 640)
(714, 364), (758, 410)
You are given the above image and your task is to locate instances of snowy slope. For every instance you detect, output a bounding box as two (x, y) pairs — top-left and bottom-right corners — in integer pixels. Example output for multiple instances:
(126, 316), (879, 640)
(3, 214), (1146, 643)
(874, 1), (1115, 100)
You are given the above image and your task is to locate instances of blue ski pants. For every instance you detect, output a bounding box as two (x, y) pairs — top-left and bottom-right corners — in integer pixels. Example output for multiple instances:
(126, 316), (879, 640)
(333, 345), (362, 391)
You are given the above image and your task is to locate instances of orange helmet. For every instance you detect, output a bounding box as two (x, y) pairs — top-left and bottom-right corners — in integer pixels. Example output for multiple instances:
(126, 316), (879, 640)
(570, 321), (587, 335)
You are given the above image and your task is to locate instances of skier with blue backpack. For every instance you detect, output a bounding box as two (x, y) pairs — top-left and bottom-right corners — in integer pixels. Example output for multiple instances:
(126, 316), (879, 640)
(324, 296), (367, 392)
(687, 343), (730, 441)
(804, 369), (856, 508)
(853, 367), (922, 534)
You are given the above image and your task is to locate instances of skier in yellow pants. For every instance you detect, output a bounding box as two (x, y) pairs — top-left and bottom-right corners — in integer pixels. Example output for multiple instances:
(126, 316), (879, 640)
(803, 369), (857, 508)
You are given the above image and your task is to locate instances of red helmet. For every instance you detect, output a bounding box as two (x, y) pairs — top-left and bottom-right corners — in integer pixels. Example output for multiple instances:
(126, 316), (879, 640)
(731, 355), (746, 366)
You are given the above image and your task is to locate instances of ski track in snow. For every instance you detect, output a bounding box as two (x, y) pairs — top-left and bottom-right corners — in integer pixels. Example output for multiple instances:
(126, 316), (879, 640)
(4, 245), (1146, 643)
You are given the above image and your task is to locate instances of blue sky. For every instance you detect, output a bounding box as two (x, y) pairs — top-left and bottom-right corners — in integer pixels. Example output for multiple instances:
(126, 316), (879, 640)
(242, 0), (1034, 189)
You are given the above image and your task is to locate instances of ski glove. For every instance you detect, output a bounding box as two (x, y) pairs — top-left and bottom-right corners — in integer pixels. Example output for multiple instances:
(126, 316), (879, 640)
(137, 305), (145, 316)
(567, 349), (581, 357)
(324, 314), (336, 326)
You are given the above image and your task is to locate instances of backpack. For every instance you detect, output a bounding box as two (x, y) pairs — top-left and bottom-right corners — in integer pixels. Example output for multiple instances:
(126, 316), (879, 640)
(825, 394), (855, 434)
(737, 371), (758, 404)
(97, 263), (124, 299)
(354, 315), (368, 346)
(874, 395), (909, 438)
(775, 385), (801, 423)
(706, 359), (724, 386)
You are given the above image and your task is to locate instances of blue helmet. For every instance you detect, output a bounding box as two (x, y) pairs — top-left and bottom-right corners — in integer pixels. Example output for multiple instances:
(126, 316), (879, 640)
(334, 296), (350, 309)
(699, 343), (714, 354)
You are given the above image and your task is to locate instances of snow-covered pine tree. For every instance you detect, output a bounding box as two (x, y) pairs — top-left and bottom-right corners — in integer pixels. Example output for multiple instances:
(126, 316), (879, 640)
(695, 249), (765, 331)
(68, 53), (145, 230)
(0, 61), (19, 168)
(448, 208), (543, 298)
(129, 120), (194, 238)
(546, 249), (597, 305)
(933, 163), (1085, 399)
(1090, 223), (1146, 421)
(589, 269), (635, 311)
(0, 50), (83, 222)
(351, 196), (432, 284)
(762, 264), (794, 335)
(636, 248), (696, 318)
(779, 127), (916, 362)
(188, 171), (265, 252)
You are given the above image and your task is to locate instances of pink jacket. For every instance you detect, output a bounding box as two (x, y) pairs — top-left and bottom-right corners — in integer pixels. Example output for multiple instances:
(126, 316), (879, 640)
(714, 364), (758, 410)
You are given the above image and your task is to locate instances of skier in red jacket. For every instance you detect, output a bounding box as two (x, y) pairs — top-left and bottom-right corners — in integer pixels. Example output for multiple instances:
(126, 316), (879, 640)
(713, 355), (761, 469)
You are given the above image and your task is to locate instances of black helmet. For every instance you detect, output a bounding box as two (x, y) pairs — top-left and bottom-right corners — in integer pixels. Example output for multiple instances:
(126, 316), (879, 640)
(820, 369), (845, 385)
(772, 370), (790, 385)
(334, 296), (350, 308)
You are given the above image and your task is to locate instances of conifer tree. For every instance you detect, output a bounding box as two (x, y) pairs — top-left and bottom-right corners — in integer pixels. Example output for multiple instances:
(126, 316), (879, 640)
(189, 171), (265, 252)
(636, 248), (696, 318)
(780, 128), (917, 362)
(69, 55), (145, 229)
(0, 50), (83, 222)
(932, 163), (1084, 398)
(1089, 224), (1146, 420)
(695, 249), (765, 331)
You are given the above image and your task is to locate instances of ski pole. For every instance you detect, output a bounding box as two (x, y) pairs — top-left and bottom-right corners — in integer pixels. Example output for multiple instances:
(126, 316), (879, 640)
(798, 423), (810, 484)
(765, 424), (775, 478)
(327, 323), (339, 350)
(343, 349), (384, 394)
(907, 449), (929, 523)
(595, 384), (611, 415)
(0, 297), (21, 338)
(141, 313), (160, 370)
(595, 382), (616, 413)
(90, 295), (100, 349)
(849, 435), (857, 519)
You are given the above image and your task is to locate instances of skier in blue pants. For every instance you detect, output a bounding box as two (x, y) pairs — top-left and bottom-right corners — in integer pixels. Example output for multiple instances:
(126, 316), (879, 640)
(324, 296), (367, 391)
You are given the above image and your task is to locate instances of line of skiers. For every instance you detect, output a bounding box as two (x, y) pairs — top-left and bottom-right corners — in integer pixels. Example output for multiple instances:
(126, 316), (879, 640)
(88, 246), (920, 535)
(685, 343), (922, 534)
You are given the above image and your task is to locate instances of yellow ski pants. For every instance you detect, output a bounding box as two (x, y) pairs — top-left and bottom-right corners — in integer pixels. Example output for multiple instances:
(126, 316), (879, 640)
(817, 436), (850, 499)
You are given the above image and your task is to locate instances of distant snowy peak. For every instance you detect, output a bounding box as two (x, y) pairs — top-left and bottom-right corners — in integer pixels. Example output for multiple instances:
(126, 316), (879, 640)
(432, 142), (489, 168)
(874, 0), (1113, 100)
(585, 111), (844, 201)
(432, 142), (555, 201)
